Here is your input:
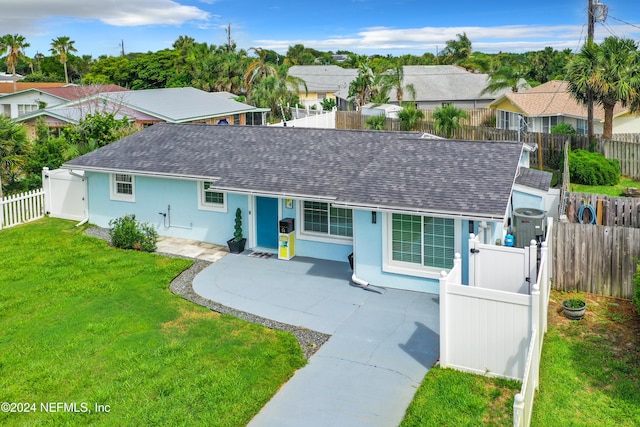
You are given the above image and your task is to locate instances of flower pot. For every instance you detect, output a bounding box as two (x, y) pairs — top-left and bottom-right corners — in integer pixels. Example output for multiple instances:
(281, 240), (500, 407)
(562, 299), (586, 320)
(227, 238), (246, 254)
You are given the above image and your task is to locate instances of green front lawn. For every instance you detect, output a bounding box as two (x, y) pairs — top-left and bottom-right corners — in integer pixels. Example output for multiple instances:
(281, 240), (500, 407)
(532, 292), (640, 426)
(570, 176), (640, 196)
(401, 367), (519, 426)
(401, 291), (640, 426)
(0, 218), (305, 426)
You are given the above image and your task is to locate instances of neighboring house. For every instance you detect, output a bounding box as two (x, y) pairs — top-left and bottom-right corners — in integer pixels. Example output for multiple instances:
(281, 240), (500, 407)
(287, 65), (521, 112)
(287, 65), (358, 110)
(488, 80), (637, 135)
(386, 65), (522, 110)
(62, 124), (553, 293)
(0, 84), (127, 119)
(17, 87), (269, 139)
(0, 72), (24, 83)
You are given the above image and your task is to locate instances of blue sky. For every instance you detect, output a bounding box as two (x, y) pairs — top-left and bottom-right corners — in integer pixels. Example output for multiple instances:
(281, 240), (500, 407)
(2, 0), (639, 59)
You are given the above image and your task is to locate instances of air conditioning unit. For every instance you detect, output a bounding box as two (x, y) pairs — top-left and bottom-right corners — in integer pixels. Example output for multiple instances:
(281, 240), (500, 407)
(513, 208), (546, 248)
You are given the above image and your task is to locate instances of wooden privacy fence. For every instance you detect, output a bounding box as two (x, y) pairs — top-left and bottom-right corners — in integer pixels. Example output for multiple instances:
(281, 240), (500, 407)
(564, 192), (640, 228)
(602, 138), (640, 179)
(0, 189), (45, 230)
(553, 221), (640, 299)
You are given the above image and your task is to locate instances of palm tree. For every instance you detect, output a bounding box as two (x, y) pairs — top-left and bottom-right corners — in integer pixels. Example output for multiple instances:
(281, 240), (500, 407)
(348, 62), (375, 108)
(398, 103), (425, 131)
(480, 61), (530, 95)
(0, 116), (30, 198)
(244, 47), (279, 91)
(50, 36), (77, 84)
(2, 34), (30, 92)
(247, 65), (307, 121)
(379, 65), (416, 104)
(439, 33), (472, 65)
(567, 37), (640, 139)
(432, 104), (468, 138)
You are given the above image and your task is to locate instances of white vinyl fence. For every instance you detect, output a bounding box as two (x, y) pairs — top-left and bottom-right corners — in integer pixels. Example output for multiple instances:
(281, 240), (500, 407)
(439, 218), (553, 427)
(42, 167), (87, 221)
(0, 188), (45, 230)
(269, 109), (336, 129)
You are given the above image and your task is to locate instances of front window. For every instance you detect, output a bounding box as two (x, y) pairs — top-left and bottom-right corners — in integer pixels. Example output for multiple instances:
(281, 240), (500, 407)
(302, 201), (352, 238)
(391, 214), (455, 269)
(385, 213), (458, 278)
(110, 173), (135, 202)
(576, 119), (587, 134)
(198, 181), (226, 212)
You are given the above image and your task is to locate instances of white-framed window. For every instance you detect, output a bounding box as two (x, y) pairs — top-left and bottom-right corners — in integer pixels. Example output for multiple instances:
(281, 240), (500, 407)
(383, 213), (460, 279)
(299, 201), (353, 241)
(576, 119), (587, 134)
(197, 181), (227, 212)
(542, 116), (561, 133)
(110, 173), (135, 202)
(497, 110), (521, 131)
(17, 104), (38, 116)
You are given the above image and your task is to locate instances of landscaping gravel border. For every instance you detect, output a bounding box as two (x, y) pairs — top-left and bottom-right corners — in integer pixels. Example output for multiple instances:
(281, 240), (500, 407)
(84, 226), (329, 359)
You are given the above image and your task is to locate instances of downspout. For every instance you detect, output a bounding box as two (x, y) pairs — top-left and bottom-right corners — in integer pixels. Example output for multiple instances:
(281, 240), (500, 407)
(350, 213), (370, 287)
(68, 169), (89, 227)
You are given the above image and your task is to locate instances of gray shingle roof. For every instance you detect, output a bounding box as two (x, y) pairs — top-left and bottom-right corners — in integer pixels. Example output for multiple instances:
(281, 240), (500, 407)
(288, 65), (358, 93)
(515, 167), (552, 192)
(64, 123), (524, 220)
(392, 65), (520, 102)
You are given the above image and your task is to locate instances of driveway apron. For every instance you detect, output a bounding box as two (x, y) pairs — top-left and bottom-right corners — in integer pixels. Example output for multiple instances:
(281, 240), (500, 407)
(192, 254), (440, 427)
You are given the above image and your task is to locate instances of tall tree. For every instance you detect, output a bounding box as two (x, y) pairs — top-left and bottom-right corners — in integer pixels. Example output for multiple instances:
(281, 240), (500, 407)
(348, 61), (375, 108)
(379, 64), (416, 104)
(0, 116), (30, 198)
(2, 34), (30, 92)
(50, 36), (77, 84)
(439, 33), (472, 65)
(481, 58), (530, 95)
(567, 37), (640, 139)
(244, 47), (279, 91)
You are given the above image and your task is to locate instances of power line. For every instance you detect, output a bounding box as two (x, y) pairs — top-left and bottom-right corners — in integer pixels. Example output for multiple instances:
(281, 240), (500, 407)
(608, 15), (640, 31)
(600, 21), (619, 38)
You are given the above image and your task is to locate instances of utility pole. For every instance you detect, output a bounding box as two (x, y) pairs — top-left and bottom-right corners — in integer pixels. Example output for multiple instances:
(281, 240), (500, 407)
(120, 40), (125, 57)
(587, 0), (595, 141)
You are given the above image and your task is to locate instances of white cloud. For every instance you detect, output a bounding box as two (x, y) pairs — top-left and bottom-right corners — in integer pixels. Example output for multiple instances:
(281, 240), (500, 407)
(255, 24), (640, 54)
(0, 0), (209, 31)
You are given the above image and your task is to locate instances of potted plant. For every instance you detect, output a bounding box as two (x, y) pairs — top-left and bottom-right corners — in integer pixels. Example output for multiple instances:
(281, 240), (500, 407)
(562, 298), (586, 320)
(227, 208), (247, 254)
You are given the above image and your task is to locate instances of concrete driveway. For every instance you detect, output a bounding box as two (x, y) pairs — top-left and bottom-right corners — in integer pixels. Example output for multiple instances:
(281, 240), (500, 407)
(192, 254), (440, 427)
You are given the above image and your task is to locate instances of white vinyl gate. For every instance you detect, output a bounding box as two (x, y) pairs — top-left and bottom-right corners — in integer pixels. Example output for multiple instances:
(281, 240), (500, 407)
(42, 167), (87, 222)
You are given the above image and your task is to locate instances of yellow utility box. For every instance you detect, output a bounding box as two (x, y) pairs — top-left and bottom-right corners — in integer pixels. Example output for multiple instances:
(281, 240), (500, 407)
(278, 218), (295, 260)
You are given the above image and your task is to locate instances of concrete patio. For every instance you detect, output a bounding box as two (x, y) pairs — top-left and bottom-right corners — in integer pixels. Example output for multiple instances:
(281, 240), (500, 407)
(192, 253), (440, 427)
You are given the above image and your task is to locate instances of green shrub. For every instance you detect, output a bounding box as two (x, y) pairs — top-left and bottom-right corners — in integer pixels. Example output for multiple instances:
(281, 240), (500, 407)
(550, 123), (576, 135)
(365, 114), (386, 130)
(568, 149), (619, 186)
(634, 264), (640, 315)
(109, 214), (158, 252)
